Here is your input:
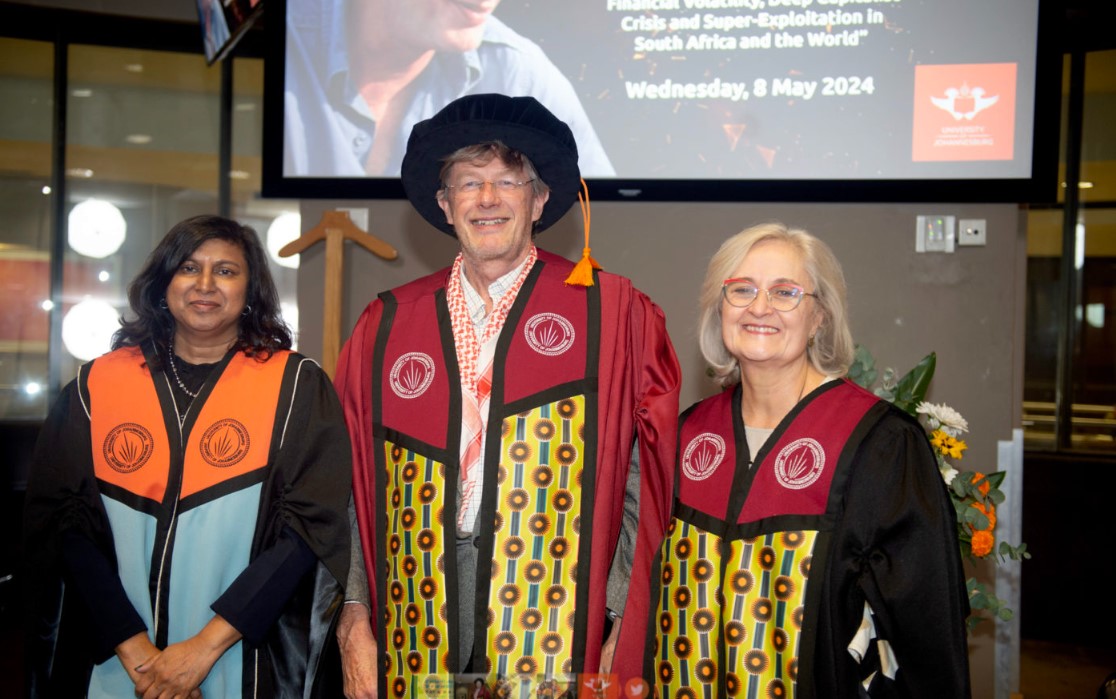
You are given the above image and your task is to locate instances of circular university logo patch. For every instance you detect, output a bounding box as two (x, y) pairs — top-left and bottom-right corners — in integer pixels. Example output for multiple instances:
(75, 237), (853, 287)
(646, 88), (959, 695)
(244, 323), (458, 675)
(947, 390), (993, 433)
(774, 438), (825, 490)
(103, 423), (154, 473)
(524, 313), (576, 356)
(389, 352), (436, 399)
(682, 432), (725, 482)
(200, 418), (251, 468)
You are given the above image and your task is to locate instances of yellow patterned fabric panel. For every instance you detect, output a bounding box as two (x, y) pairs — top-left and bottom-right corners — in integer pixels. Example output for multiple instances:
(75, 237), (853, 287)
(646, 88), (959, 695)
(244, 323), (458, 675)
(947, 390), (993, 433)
(721, 531), (815, 698)
(383, 442), (451, 698)
(485, 396), (586, 680)
(658, 521), (817, 699)
(657, 518), (725, 699)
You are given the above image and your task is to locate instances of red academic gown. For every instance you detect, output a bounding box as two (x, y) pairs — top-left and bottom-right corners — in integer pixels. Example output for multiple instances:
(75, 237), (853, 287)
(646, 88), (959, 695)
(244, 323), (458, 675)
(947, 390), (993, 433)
(335, 250), (680, 692)
(655, 380), (971, 698)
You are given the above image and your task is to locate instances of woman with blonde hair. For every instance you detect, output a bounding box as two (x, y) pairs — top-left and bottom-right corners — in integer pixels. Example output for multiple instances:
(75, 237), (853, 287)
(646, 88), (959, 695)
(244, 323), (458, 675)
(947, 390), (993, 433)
(653, 222), (971, 697)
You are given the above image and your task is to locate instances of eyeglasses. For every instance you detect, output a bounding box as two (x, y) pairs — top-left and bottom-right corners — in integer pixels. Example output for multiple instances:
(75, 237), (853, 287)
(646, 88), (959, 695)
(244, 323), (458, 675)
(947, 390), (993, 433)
(444, 178), (536, 196)
(721, 279), (817, 311)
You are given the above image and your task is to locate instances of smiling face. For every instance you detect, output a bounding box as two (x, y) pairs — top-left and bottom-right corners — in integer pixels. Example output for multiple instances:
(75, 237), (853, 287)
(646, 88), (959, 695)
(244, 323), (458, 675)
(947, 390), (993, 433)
(720, 239), (823, 372)
(165, 238), (249, 350)
(437, 155), (547, 273)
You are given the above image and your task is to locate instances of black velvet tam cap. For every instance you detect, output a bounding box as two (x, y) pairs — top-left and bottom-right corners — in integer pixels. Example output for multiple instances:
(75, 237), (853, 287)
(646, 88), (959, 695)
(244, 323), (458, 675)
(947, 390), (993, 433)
(400, 93), (581, 237)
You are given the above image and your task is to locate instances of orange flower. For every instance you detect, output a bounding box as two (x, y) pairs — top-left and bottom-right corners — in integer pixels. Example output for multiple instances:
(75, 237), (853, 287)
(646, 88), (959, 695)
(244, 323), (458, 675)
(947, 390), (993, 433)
(970, 472), (990, 496)
(971, 501), (997, 530)
(970, 530), (994, 557)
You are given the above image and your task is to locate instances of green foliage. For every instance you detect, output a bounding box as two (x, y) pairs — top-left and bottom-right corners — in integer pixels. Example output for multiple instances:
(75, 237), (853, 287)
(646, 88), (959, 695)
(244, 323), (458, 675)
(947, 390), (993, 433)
(848, 345), (936, 415)
(891, 352), (937, 415)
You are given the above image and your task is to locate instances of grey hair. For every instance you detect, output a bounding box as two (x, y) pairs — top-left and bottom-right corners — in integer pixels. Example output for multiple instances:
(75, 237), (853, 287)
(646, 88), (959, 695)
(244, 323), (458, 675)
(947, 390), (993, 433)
(697, 222), (855, 387)
(435, 141), (549, 201)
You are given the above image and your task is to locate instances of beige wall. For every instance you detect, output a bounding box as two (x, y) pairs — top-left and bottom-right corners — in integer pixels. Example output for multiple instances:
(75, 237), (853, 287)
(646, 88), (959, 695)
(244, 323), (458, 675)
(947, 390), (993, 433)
(296, 197), (1027, 698)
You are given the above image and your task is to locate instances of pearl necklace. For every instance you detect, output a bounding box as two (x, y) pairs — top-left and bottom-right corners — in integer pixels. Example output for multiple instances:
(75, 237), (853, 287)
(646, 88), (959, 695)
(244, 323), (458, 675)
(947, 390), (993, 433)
(167, 345), (199, 399)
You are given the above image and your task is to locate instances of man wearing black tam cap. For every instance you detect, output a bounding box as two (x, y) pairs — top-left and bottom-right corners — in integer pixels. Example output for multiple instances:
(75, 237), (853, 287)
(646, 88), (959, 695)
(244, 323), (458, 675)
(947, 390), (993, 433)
(334, 93), (680, 697)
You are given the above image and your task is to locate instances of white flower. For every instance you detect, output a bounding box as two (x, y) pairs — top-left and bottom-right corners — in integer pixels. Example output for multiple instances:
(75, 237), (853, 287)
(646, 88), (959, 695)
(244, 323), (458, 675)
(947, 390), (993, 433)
(940, 465), (959, 485)
(916, 401), (969, 437)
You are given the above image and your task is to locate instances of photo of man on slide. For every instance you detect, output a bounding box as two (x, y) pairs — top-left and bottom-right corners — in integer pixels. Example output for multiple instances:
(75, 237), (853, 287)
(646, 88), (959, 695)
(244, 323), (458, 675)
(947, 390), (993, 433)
(283, 0), (615, 178)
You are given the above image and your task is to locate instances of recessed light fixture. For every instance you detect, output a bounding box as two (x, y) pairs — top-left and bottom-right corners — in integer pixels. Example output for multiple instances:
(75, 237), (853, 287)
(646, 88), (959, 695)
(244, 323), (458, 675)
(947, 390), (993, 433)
(66, 168), (94, 178)
(1060, 181), (1095, 189)
(229, 170), (250, 180)
(124, 63), (144, 73)
(71, 88), (92, 98)
(125, 134), (153, 145)
(42, 186), (51, 195)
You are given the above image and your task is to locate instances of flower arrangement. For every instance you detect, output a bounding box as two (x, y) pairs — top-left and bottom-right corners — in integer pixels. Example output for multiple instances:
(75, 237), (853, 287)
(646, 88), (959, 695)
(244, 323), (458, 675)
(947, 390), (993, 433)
(848, 347), (1030, 631)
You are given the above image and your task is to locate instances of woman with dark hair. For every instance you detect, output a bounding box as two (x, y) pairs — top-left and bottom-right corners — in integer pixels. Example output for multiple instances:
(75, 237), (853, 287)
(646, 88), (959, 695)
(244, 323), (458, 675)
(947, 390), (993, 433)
(653, 223), (970, 697)
(112, 214), (292, 363)
(24, 215), (351, 698)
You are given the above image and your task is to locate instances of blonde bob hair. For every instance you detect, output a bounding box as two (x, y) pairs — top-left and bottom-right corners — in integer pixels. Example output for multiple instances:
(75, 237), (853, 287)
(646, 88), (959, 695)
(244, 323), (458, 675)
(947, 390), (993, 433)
(698, 222), (855, 387)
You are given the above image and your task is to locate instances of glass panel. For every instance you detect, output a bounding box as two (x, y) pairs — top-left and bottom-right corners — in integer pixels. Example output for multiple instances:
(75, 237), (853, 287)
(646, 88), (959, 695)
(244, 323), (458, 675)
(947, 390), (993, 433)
(0, 37), (54, 421)
(62, 45), (222, 385)
(230, 56), (301, 347)
(1023, 208), (1060, 449)
(1071, 207), (1116, 450)
(1079, 50), (1116, 204)
(1070, 49), (1116, 451)
(1025, 50), (1116, 452)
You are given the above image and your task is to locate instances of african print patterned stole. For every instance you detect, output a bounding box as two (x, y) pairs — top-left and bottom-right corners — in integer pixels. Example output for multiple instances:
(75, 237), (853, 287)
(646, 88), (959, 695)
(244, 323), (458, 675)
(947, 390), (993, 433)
(373, 257), (598, 694)
(657, 380), (879, 699)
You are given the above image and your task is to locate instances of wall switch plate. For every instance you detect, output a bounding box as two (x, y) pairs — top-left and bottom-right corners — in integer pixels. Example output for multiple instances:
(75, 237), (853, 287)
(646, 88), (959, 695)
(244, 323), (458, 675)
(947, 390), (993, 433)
(916, 215), (956, 253)
(958, 218), (987, 246)
(336, 207), (369, 231)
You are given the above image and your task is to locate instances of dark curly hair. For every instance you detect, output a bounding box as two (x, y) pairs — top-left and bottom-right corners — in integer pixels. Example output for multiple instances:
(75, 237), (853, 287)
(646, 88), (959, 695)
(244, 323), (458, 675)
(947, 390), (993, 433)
(112, 214), (292, 367)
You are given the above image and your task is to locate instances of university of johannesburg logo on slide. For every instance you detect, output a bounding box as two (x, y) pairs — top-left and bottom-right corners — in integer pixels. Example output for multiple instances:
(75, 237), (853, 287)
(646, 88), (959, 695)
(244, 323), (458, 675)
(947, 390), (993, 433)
(912, 63), (1017, 162)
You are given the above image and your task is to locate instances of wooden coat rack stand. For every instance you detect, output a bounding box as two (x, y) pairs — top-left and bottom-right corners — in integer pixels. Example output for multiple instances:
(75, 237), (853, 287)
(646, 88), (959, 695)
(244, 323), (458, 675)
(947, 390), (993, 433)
(278, 210), (398, 377)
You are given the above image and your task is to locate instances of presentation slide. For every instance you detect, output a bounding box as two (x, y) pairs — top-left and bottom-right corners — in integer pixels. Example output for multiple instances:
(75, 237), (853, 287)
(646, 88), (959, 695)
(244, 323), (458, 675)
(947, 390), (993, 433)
(280, 0), (1039, 183)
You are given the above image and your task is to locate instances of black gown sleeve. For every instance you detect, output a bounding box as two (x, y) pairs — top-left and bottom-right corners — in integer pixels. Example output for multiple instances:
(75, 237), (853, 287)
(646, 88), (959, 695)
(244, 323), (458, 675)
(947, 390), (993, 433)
(60, 530), (147, 658)
(24, 375), (146, 663)
(821, 409), (971, 698)
(260, 356), (351, 588)
(216, 356), (351, 647)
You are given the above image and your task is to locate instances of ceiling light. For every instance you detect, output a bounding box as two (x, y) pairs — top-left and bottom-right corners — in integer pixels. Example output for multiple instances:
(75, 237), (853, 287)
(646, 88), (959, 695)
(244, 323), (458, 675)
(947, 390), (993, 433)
(124, 63), (144, 73)
(125, 134), (152, 145)
(66, 168), (94, 178)
(68, 199), (127, 258)
(71, 88), (92, 98)
(62, 298), (119, 361)
(267, 212), (302, 269)
(229, 170), (250, 180)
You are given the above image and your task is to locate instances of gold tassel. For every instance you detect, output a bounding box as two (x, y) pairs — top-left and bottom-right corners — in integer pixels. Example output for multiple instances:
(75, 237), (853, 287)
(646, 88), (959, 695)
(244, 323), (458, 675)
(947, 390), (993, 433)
(564, 178), (600, 287)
